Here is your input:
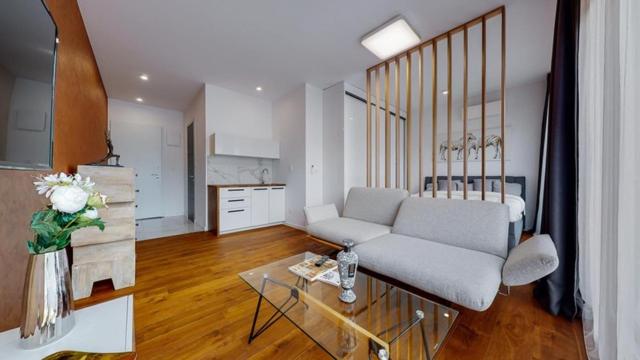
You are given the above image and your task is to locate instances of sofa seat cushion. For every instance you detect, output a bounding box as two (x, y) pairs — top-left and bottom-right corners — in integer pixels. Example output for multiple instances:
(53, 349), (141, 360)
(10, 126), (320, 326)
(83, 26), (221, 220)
(354, 234), (505, 311)
(307, 217), (391, 246)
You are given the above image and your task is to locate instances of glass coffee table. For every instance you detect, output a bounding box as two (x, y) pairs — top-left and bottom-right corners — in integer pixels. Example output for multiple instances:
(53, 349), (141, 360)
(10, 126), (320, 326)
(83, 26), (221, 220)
(239, 252), (458, 359)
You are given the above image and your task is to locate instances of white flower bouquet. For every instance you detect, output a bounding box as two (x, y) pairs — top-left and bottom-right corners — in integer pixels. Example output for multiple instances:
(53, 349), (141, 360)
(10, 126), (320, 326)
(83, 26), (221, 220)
(29, 173), (107, 254)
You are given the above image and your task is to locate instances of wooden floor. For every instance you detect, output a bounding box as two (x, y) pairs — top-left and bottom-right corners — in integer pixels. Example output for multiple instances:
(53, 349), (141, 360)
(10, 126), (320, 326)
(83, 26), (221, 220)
(77, 225), (587, 360)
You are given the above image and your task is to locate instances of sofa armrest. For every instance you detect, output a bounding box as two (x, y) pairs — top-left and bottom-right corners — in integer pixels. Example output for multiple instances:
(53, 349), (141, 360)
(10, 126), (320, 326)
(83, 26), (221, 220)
(304, 204), (339, 225)
(502, 234), (559, 286)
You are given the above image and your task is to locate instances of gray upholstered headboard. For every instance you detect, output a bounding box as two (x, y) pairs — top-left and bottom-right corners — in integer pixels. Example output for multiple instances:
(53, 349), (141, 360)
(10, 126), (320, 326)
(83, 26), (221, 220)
(424, 176), (526, 203)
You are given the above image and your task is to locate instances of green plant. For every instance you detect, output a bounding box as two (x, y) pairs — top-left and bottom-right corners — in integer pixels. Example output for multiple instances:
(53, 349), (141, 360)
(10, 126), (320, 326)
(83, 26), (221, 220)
(28, 173), (107, 254)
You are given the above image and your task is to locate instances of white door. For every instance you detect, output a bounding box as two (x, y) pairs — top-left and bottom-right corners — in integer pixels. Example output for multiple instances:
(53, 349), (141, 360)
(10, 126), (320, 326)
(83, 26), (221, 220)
(111, 122), (163, 219)
(268, 187), (285, 223)
(251, 187), (269, 226)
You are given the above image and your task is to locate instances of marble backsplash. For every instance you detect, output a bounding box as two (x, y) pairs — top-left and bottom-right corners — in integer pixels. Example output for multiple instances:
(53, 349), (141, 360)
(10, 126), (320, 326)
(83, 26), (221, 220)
(207, 155), (273, 185)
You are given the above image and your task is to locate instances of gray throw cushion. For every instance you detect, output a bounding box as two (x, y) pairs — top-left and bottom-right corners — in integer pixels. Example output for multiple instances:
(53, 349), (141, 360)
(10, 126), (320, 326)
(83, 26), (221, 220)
(493, 181), (523, 197)
(343, 187), (409, 226)
(436, 179), (464, 191)
(472, 179), (493, 192)
(392, 197), (510, 258)
(502, 234), (559, 286)
(306, 217), (391, 246)
(355, 234), (504, 311)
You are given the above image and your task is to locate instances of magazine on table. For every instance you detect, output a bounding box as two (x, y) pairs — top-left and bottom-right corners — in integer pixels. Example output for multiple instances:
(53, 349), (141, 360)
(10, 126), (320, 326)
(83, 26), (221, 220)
(317, 269), (340, 287)
(288, 255), (338, 281)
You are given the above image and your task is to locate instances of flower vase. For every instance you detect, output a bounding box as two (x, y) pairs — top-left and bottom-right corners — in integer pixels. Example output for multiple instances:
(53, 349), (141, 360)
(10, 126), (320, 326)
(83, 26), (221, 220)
(20, 249), (75, 348)
(337, 240), (358, 303)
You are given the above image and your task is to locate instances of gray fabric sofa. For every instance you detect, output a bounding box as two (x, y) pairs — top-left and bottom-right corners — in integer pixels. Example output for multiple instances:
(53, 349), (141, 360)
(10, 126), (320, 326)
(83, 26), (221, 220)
(306, 187), (408, 245)
(304, 187), (559, 312)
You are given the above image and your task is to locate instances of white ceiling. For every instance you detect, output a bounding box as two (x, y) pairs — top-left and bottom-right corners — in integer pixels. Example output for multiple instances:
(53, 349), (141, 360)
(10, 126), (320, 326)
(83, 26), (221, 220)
(78, 0), (555, 111)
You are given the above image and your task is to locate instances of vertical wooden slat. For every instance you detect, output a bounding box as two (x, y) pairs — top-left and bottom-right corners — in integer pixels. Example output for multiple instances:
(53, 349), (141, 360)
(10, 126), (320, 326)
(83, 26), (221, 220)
(463, 25), (469, 200)
(481, 16), (487, 200)
(366, 70), (372, 187)
(367, 277), (372, 327)
(431, 43), (438, 198)
(500, 10), (506, 203)
(405, 54), (413, 192)
(418, 47), (425, 197)
(407, 295), (413, 358)
(446, 32), (453, 199)
(395, 57), (401, 188)
(385, 62), (391, 188)
(396, 288), (401, 356)
(375, 67), (381, 188)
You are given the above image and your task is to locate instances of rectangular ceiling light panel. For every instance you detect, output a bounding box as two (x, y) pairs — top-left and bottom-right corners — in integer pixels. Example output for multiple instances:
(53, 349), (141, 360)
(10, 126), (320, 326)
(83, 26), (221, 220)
(361, 17), (421, 60)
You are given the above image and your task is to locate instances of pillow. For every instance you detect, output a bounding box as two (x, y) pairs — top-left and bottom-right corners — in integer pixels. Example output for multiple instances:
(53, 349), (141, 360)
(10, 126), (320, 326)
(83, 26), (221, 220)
(494, 181), (523, 197)
(437, 180), (449, 191)
(472, 179), (492, 192)
(437, 179), (463, 191)
(502, 234), (559, 286)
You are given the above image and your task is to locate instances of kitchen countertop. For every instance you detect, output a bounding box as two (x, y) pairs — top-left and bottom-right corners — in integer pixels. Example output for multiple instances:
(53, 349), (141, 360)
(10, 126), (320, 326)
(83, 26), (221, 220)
(208, 183), (286, 188)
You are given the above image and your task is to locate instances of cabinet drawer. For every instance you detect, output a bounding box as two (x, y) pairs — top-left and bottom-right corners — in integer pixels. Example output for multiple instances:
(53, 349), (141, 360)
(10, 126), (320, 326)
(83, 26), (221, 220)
(220, 196), (250, 209)
(219, 208), (250, 231)
(219, 187), (249, 198)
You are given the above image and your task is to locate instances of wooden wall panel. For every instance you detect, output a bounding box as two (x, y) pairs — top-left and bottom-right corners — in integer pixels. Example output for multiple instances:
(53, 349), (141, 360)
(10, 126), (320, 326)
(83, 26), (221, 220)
(0, 0), (108, 331)
(47, 0), (108, 172)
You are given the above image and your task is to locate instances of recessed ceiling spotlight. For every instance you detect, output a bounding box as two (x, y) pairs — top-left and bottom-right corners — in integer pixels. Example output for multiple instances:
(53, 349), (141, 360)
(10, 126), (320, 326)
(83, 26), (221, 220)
(256, 86), (263, 92)
(139, 74), (149, 81)
(55, 37), (60, 44)
(135, 97), (144, 103)
(361, 16), (421, 60)
(442, 90), (449, 95)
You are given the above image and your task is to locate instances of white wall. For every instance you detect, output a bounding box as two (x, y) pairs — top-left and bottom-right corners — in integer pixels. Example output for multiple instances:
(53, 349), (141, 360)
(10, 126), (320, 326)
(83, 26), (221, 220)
(204, 83), (274, 184)
(322, 82), (346, 213)
(109, 98), (185, 217)
(305, 84), (323, 207)
(184, 86), (207, 229)
(204, 83), (272, 141)
(273, 85), (307, 227)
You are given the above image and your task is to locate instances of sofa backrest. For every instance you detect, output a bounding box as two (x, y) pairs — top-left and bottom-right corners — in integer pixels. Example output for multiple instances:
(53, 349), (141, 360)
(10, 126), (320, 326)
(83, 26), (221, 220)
(392, 197), (510, 258)
(343, 187), (409, 226)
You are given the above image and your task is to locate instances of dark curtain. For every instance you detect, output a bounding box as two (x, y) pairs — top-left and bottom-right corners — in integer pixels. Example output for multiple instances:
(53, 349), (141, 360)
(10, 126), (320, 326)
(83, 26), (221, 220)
(533, 0), (581, 318)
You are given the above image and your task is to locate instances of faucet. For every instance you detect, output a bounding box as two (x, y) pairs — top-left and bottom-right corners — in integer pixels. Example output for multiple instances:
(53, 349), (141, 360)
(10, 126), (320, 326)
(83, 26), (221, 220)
(261, 168), (271, 184)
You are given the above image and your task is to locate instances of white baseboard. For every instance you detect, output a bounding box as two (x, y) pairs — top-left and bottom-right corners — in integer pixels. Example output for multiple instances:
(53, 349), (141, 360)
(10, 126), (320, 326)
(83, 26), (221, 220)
(284, 222), (307, 231)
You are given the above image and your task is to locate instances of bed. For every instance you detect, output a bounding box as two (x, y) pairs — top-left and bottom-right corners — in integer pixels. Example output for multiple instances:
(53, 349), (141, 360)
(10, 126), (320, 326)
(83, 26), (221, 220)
(421, 176), (526, 249)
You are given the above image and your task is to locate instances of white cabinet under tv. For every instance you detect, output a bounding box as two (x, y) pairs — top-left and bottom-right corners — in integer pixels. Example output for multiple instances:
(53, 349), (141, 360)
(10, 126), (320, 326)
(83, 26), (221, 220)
(209, 184), (286, 235)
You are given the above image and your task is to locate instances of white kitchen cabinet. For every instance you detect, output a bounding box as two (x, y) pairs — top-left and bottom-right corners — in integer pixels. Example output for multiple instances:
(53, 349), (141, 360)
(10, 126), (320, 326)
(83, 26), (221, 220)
(210, 185), (286, 235)
(219, 207), (251, 232)
(269, 186), (286, 223)
(251, 187), (270, 226)
(212, 133), (280, 159)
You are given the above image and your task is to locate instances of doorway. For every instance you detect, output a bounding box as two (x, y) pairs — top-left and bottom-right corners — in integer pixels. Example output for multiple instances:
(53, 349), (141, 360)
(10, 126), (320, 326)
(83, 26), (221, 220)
(111, 122), (163, 219)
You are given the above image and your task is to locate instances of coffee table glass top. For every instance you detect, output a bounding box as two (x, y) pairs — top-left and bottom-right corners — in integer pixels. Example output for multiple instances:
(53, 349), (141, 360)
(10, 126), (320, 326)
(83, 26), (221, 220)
(239, 252), (458, 359)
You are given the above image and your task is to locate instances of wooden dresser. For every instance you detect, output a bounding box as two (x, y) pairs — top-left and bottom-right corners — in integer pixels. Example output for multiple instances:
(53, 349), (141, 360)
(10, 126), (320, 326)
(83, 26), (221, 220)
(208, 184), (286, 235)
(70, 165), (136, 300)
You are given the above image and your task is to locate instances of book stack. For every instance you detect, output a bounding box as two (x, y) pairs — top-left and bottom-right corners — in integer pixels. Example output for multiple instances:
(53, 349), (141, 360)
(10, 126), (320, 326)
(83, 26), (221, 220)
(288, 255), (340, 287)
